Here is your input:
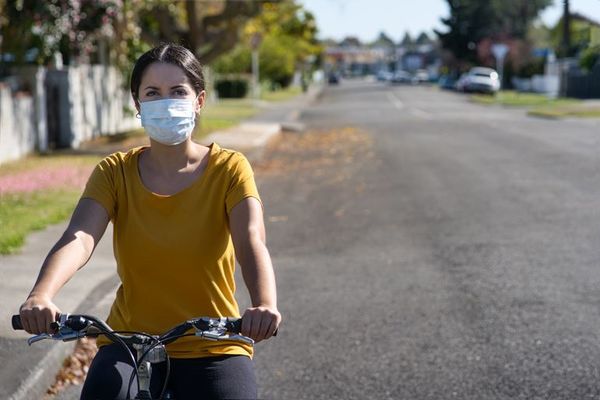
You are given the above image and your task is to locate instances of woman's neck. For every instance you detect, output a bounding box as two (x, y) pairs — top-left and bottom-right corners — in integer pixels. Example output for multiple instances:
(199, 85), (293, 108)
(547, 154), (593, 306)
(145, 139), (206, 173)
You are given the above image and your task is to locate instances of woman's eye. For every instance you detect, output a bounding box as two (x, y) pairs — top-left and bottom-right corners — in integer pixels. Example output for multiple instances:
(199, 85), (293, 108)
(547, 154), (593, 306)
(145, 91), (157, 97)
(174, 89), (188, 96)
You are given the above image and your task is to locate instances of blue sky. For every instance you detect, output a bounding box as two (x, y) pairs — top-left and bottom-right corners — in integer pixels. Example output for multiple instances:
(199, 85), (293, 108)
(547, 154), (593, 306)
(298, 0), (600, 42)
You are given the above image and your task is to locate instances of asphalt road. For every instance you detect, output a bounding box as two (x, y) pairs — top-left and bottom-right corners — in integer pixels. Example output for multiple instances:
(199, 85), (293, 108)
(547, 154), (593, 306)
(252, 80), (600, 399)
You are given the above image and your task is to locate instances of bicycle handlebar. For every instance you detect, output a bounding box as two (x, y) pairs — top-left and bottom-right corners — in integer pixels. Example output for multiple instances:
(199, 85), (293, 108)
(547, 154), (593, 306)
(12, 313), (266, 399)
(11, 314), (254, 346)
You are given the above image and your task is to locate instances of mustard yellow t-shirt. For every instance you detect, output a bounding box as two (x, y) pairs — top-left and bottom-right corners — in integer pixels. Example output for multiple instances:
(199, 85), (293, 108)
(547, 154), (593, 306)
(81, 143), (259, 359)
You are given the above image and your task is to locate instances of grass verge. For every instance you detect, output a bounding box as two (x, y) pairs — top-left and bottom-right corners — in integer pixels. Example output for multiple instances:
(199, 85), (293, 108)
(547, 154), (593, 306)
(261, 85), (302, 102)
(0, 189), (81, 254)
(196, 98), (259, 138)
(527, 106), (600, 119)
(471, 90), (600, 119)
(471, 90), (577, 107)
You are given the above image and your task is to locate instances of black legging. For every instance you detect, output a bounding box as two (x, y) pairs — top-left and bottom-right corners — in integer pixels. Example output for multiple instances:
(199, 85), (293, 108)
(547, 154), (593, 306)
(80, 344), (257, 399)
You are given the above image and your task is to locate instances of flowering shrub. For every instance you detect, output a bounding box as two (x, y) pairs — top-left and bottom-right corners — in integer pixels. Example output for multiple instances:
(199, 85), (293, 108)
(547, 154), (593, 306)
(1, 0), (121, 64)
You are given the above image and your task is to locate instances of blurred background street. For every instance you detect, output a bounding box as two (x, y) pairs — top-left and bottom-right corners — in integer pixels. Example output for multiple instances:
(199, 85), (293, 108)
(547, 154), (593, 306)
(1, 1), (600, 399)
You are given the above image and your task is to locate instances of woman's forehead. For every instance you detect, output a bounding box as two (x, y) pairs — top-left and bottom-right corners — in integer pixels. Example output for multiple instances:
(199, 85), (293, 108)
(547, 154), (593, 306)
(140, 62), (191, 87)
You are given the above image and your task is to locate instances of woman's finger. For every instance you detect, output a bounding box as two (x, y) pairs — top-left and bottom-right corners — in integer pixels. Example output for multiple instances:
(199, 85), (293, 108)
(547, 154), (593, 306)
(241, 311), (252, 338)
(249, 313), (261, 340)
(20, 311), (31, 334)
(258, 315), (272, 341)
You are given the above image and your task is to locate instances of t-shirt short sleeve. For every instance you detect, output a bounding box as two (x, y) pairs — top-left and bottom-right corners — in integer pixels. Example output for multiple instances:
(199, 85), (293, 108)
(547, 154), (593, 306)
(225, 153), (261, 215)
(81, 156), (119, 219)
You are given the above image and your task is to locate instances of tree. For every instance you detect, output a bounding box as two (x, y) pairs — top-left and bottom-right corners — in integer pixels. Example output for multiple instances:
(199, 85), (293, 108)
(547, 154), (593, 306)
(436, 0), (552, 64)
(416, 32), (432, 45)
(137, 0), (278, 65)
(212, 0), (322, 88)
(0, 0), (280, 70)
(400, 31), (413, 47)
(371, 32), (395, 49)
(550, 12), (599, 58)
(0, 0), (120, 65)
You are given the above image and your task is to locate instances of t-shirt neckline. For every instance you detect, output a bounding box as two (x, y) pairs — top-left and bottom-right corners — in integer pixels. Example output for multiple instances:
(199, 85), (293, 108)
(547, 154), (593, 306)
(134, 142), (218, 198)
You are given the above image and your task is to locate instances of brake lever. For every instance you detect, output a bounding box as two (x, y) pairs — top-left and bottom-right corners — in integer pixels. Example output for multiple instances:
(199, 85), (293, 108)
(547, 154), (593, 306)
(26, 314), (85, 346)
(220, 333), (255, 345)
(192, 318), (255, 345)
(27, 333), (54, 346)
(196, 330), (255, 345)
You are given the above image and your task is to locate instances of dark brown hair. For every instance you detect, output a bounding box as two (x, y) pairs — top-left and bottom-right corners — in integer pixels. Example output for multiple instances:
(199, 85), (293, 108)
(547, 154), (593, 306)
(130, 43), (205, 105)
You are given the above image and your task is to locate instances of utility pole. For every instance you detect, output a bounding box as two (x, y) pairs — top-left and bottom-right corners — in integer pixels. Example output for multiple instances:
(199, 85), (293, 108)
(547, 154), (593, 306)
(250, 33), (262, 100)
(561, 0), (571, 57)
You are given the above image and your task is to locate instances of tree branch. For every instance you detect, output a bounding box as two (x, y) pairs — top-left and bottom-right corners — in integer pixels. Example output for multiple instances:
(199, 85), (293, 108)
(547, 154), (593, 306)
(197, 23), (239, 64)
(151, 6), (181, 43)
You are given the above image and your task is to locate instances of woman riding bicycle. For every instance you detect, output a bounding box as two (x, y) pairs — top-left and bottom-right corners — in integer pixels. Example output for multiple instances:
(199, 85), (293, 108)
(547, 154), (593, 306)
(18, 43), (281, 399)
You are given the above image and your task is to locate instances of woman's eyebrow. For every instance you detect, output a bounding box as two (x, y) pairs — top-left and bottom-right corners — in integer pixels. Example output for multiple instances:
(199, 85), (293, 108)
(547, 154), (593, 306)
(143, 84), (188, 90)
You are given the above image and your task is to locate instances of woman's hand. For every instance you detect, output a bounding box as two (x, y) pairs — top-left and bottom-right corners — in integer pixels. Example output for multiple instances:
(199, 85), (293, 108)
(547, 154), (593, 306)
(19, 294), (61, 335)
(241, 306), (281, 343)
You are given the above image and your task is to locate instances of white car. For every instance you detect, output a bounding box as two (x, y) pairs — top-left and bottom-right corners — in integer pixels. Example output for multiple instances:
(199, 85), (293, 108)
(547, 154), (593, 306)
(458, 67), (501, 94)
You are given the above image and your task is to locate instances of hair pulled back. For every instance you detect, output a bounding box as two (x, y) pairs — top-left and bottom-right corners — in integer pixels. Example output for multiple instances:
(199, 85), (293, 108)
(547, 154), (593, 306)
(130, 43), (205, 104)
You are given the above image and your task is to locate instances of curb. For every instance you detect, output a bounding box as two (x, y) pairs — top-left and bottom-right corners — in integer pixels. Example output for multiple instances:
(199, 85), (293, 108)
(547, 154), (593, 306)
(8, 275), (119, 400)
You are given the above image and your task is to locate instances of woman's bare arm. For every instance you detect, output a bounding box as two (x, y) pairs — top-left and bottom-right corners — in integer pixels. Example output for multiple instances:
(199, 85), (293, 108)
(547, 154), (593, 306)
(230, 197), (281, 342)
(19, 198), (110, 334)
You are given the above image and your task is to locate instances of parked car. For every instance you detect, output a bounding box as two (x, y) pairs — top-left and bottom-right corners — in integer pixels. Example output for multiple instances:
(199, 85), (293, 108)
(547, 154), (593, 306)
(376, 70), (393, 82)
(411, 69), (430, 84)
(456, 67), (500, 94)
(438, 74), (458, 90)
(390, 70), (411, 84)
(328, 72), (341, 85)
(454, 72), (470, 92)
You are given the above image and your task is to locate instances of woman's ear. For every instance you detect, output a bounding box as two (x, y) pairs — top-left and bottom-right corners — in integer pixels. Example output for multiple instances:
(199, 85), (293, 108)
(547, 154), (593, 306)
(196, 90), (206, 113)
(133, 97), (141, 116)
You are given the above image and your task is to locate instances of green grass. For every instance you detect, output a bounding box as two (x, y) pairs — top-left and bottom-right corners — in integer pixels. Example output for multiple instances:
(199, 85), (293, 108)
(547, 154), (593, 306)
(0, 190), (81, 254)
(527, 106), (600, 119)
(471, 91), (578, 107)
(261, 86), (302, 102)
(471, 90), (600, 119)
(195, 99), (259, 138)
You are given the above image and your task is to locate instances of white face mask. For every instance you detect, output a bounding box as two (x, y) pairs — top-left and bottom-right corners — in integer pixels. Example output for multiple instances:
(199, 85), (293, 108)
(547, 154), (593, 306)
(140, 98), (197, 146)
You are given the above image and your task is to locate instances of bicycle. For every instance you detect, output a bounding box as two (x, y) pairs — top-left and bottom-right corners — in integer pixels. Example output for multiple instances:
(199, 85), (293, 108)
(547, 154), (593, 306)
(12, 313), (255, 399)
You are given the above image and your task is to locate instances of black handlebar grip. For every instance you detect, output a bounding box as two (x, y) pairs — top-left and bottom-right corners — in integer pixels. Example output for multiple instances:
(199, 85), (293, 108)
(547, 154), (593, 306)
(230, 318), (243, 333)
(12, 315), (23, 330)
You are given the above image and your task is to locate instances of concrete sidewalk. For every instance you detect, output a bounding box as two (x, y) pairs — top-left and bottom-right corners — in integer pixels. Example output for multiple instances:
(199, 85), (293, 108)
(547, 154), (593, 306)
(0, 84), (322, 400)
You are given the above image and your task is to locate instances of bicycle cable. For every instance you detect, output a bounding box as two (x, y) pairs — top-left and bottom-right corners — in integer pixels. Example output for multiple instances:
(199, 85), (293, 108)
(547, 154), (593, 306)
(137, 333), (197, 399)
